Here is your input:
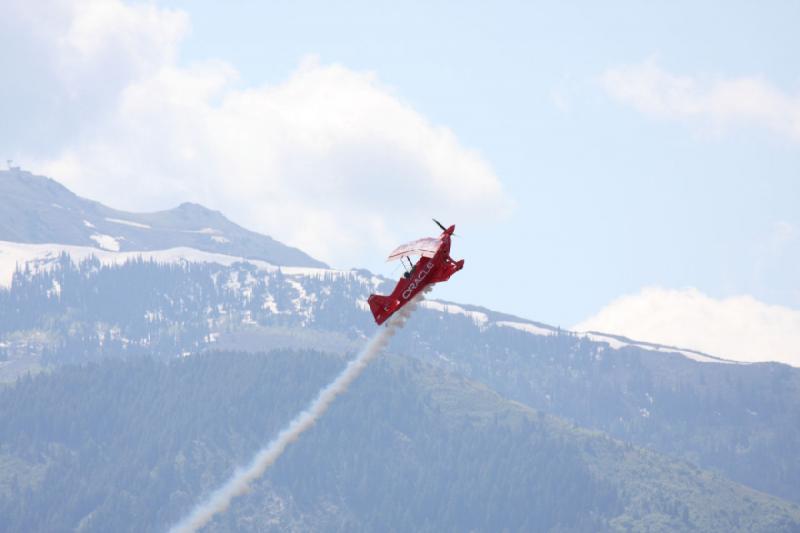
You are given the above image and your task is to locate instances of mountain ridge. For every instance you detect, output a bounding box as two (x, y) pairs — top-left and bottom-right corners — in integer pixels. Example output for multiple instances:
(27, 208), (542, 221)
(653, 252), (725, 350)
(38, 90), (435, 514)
(0, 238), (742, 369)
(0, 168), (325, 268)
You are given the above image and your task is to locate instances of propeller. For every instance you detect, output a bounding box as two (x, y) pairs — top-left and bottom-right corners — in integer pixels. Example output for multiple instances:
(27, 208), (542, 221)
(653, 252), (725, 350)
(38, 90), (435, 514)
(433, 218), (458, 237)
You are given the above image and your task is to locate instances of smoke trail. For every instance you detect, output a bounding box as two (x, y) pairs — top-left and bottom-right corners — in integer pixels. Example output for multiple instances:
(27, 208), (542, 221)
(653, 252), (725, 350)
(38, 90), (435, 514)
(169, 290), (430, 533)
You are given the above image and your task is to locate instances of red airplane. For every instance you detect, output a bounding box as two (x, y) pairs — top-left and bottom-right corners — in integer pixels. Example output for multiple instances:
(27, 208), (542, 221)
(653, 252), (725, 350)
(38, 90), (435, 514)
(368, 220), (464, 325)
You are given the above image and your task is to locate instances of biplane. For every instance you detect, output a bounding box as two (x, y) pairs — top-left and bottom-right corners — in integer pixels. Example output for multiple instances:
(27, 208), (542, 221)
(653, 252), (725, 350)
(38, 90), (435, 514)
(367, 220), (464, 325)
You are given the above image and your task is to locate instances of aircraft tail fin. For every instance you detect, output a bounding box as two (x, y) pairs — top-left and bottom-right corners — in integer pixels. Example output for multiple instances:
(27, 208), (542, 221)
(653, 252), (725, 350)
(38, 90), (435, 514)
(367, 294), (396, 325)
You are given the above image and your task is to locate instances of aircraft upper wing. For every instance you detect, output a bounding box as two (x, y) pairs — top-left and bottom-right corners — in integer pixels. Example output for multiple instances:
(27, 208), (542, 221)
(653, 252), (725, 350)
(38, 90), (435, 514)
(386, 237), (442, 261)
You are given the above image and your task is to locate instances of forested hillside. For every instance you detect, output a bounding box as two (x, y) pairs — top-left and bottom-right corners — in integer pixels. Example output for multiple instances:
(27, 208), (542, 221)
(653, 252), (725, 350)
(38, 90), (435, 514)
(1, 351), (799, 532)
(2, 256), (800, 507)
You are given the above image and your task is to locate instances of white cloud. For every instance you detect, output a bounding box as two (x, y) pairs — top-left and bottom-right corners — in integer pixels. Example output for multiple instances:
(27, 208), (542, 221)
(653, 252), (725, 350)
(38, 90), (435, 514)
(5, 0), (510, 269)
(575, 287), (800, 367)
(600, 59), (800, 143)
(1, 0), (188, 153)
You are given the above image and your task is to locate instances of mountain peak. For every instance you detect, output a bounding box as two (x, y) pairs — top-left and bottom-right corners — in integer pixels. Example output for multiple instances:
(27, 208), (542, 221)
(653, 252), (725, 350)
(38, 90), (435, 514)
(0, 168), (78, 203)
(178, 201), (202, 208)
(176, 201), (216, 213)
(0, 170), (326, 268)
(168, 201), (227, 224)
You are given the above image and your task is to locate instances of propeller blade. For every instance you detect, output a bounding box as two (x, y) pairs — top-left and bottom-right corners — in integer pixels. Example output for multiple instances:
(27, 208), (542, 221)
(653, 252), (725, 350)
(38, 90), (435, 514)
(432, 218), (447, 232)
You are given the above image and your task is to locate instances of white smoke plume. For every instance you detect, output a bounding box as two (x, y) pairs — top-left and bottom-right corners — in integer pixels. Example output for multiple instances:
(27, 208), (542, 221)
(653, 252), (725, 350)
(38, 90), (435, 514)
(169, 289), (431, 533)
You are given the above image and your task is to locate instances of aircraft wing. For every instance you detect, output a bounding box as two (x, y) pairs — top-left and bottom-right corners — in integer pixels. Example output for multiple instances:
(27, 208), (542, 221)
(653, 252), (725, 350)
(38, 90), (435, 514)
(386, 237), (442, 261)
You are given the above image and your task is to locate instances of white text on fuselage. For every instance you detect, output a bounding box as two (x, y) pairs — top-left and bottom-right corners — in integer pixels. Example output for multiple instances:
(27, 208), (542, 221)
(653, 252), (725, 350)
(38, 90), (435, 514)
(402, 260), (435, 299)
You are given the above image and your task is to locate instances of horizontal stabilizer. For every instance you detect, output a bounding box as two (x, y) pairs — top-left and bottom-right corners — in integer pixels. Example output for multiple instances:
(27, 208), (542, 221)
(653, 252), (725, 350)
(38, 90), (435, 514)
(367, 294), (397, 325)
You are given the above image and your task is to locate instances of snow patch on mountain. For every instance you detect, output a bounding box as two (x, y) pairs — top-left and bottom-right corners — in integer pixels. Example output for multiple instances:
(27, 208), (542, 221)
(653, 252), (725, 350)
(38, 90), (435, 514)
(184, 227), (222, 235)
(90, 234), (120, 251)
(263, 295), (279, 314)
(0, 241), (352, 289)
(286, 279), (317, 321)
(580, 332), (629, 350)
(495, 321), (556, 336)
(106, 218), (152, 229)
(420, 300), (489, 326)
(577, 331), (740, 365)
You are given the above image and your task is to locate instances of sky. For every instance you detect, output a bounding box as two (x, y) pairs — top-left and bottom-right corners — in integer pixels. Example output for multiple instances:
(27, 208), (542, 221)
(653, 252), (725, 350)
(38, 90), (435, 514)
(2, 0), (799, 364)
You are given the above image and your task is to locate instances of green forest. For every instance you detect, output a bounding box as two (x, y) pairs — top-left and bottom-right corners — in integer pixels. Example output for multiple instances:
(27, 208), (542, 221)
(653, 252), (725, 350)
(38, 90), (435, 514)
(1, 350), (799, 532)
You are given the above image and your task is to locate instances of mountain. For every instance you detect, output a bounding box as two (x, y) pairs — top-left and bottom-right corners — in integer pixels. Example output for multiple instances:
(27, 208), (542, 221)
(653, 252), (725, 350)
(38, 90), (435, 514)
(2, 250), (800, 510)
(0, 168), (325, 267)
(2, 351), (799, 533)
(2, 171), (800, 530)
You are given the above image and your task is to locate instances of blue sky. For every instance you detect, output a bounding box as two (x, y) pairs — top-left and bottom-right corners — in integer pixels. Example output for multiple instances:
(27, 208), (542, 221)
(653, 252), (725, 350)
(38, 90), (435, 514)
(161, 0), (799, 319)
(3, 0), (799, 363)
